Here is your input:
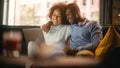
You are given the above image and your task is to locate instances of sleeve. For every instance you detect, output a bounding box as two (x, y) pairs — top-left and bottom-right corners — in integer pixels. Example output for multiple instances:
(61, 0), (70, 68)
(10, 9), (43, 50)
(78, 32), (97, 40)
(28, 41), (39, 57)
(65, 25), (71, 41)
(77, 21), (103, 51)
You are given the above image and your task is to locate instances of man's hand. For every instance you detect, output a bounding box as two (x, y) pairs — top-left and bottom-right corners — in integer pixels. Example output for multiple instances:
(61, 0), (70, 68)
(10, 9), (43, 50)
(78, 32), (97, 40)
(41, 21), (53, 33)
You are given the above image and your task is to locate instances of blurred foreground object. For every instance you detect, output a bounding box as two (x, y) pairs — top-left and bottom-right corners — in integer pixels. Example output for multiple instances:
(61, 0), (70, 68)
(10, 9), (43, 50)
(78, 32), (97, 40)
(3, 31), (22, 57)
(77, 50), (95, 58)
(28, 42), (66, 61)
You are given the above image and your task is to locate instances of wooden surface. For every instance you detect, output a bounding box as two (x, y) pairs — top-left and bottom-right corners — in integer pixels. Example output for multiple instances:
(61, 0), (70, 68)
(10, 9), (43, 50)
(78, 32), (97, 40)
(0, 55), (30, 68)
(32, 56), (99, 67)
(0, 55), (99, 68)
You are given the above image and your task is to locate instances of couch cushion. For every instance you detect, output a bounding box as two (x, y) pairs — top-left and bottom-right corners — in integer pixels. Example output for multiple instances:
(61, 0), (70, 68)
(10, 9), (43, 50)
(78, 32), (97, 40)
(95, 25), (120, 58)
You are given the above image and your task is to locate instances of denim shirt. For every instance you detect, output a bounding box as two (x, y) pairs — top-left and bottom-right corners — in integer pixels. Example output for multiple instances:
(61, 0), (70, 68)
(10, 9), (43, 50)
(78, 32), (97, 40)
(70, 19), (103, 52)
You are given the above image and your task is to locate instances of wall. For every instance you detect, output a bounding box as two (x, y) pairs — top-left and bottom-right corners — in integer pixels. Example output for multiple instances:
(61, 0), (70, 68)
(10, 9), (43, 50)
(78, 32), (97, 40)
(0, 0), (4, 25)
(112, 0), (120, 25)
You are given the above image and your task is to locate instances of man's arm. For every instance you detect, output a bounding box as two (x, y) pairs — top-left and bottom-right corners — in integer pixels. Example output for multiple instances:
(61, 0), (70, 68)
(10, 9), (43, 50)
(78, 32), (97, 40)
(77, 22), (103, 51)
(41, 21), (53, 33)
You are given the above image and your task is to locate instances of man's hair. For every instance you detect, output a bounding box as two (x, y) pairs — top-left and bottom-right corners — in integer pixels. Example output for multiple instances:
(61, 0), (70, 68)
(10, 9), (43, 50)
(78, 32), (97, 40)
(48, 2), (69, 24)
(66, 3), (82, 23)
(66, 3), (80, 16)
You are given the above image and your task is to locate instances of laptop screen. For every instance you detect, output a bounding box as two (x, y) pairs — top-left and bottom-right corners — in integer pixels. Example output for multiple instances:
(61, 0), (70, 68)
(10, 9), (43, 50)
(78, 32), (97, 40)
(23, 28), (45, 46)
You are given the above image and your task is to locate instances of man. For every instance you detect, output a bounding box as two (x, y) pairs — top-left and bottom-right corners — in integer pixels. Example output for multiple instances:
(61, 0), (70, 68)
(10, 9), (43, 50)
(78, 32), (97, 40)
(65, 3), (102, 57)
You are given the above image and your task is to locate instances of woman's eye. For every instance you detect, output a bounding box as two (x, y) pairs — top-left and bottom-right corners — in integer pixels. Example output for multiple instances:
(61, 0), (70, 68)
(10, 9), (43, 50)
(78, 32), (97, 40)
(52, 14), (56, 16)
(58, 15), (61, 17)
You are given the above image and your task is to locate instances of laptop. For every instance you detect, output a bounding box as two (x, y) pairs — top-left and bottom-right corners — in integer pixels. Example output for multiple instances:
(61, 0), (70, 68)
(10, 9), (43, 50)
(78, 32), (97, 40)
(23, 28), (45, 46)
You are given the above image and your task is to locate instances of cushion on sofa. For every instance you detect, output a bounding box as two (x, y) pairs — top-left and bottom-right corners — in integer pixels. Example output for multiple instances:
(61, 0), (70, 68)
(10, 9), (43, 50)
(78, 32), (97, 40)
(95, 25), (120, 58)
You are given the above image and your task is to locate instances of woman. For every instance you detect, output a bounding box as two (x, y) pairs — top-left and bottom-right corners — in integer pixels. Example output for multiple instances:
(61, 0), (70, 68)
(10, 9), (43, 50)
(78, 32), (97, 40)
(28, 3), (71, 59)
(43, 3), (71, 50)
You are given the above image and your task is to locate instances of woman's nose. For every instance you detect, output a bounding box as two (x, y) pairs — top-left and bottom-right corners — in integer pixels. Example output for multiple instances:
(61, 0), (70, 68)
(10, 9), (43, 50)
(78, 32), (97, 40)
(54, 16), (58, 19)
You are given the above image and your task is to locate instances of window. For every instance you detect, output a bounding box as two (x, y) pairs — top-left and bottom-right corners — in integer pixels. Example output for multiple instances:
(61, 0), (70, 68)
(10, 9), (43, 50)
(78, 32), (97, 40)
(82, 13), (86, 18)
(3, 0), (100, 26)
(91, 0), (94, 5)
(83, 0), (86, 6)
(91, 12), (99, 22)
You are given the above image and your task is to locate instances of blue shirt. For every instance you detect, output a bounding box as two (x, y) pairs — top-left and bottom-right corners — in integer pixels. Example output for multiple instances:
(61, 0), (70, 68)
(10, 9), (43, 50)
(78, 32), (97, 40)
(70, 19), (103, 52)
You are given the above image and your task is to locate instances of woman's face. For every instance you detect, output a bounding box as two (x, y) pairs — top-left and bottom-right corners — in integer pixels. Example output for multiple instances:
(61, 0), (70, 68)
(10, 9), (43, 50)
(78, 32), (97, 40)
(51, 9), (62, 26)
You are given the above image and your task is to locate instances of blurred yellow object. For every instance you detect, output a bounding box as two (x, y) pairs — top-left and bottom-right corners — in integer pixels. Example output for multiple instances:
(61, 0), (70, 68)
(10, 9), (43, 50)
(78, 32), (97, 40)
(118, 14), (120, 16)
(95, 25), (120, 58)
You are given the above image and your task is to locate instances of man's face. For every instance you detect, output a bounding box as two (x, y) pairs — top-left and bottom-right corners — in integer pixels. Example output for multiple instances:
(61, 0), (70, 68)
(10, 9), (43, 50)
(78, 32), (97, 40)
(65, 9), (76, 24)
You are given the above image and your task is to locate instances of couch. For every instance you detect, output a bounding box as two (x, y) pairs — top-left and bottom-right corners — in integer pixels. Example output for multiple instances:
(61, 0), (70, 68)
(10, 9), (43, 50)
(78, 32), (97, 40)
(1, 25), (119, 57)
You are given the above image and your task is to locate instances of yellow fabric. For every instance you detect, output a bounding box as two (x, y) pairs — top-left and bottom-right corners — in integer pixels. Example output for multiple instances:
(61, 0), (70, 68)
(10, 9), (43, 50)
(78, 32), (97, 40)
(95, 26), (120, 58)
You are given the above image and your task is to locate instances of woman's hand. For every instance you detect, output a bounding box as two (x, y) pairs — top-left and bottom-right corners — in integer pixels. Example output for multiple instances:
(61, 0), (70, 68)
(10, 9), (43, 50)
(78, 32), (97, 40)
(65, 37), (75, 56)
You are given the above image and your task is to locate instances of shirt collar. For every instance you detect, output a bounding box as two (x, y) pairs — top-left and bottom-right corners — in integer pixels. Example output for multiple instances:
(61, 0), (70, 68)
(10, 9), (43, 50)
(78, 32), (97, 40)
(78, 18), (89, 26)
